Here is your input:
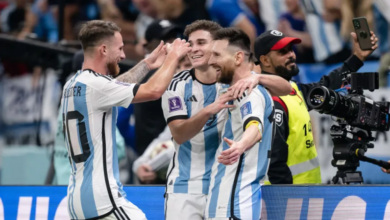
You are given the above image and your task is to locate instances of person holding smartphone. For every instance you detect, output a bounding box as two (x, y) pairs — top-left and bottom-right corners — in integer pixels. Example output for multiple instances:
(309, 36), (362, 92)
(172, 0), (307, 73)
(255, 28), (379, 185)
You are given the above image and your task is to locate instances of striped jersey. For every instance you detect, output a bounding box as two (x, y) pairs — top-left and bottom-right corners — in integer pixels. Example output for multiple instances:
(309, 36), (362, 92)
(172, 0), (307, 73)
(161, 68), (228, 195)
(301, 0), (345, 62)
(206, 84), (274, 220)
(61, 69), (138, 219)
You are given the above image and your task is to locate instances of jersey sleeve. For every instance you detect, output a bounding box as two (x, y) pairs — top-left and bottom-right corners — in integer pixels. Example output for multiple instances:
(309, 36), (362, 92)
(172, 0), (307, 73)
(96, 79), (140, 110)
(161, 81), (188, 124)
(237, 90), (266, 131)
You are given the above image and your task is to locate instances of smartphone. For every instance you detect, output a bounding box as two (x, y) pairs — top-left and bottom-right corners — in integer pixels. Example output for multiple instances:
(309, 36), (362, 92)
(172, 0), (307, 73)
(352, 17), (372, 50)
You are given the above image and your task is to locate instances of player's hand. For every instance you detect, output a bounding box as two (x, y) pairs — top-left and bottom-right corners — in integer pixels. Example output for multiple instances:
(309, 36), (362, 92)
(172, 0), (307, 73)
(206, 92), (235, 115)
(136, 164), (157, 184)
(218, 138), (245, 165)
(229, 74), (260, 98)
(352, 31), (378, 61)
(144, 40), (168, 70)
(167, 38), (191, 59)
(381, 160), (390, 174)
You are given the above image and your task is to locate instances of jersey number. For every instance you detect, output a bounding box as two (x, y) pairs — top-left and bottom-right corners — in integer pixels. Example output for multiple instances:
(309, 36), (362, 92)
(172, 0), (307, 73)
(303, 121), (312, 136)
(64, 111), (91, 163)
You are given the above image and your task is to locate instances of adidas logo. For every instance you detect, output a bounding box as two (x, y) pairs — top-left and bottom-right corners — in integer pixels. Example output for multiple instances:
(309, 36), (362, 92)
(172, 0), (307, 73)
(187, 95), (198, 102)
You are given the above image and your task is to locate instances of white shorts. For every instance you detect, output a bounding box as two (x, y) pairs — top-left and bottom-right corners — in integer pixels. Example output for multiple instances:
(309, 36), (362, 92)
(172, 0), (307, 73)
(164, 193), (207, 220)
(101, 201), (147, 220)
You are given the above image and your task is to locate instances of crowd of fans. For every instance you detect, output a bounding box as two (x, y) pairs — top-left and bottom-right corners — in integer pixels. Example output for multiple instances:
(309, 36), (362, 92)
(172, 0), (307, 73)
(1, 0), (390, 185)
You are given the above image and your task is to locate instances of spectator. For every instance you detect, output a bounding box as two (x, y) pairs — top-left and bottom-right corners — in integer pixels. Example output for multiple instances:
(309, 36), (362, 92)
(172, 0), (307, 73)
(150, 0), (210, 27)
(1, 0), (28, 35)
(133, 20), (184, 156)
(0, 1), (37, 78)
(133, 0), (159, 57)
(278, 0), (315, 63)
(373, 0), (390, 86)
(257, 0), (286, 30)
(17, 0), (59, 43)
(133, 0), (158, 41)
(300, 0), (351, 64)
(339, 0), (375, 52)
(206, 0), (264, 48)
(132, 126), (174, 184)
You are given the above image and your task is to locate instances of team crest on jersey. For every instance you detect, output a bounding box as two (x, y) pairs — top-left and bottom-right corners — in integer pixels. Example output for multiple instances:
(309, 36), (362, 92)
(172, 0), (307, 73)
(275, 109), (283, 126)
(169, 97), (183, 112)
(240, 102), (252, 119)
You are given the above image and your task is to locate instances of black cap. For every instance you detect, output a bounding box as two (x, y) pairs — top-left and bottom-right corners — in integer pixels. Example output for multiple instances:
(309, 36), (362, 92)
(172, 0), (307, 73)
(254, 30), (301, 64)
(144, 20), (183, 43)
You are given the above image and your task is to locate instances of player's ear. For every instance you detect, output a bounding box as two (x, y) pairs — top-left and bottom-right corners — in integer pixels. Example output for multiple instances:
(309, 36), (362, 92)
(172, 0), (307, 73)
(100, 44), (108, 56)
(235, 51), (245, 65)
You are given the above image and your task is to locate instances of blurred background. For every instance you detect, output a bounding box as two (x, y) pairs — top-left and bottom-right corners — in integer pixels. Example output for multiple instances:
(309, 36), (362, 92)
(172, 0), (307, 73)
(0, 0), (390, 186)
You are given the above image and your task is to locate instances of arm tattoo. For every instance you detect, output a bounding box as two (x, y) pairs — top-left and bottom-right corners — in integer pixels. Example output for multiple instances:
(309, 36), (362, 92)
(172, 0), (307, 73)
(116, 60), (150, 84)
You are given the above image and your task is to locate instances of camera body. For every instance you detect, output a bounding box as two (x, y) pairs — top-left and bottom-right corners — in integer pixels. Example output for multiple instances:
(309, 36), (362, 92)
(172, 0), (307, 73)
(307, 72), (390, 132)
(307, 72), (390, 183)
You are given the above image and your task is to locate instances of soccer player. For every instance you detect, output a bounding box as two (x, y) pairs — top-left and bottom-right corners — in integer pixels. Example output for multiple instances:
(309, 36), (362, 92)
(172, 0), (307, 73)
(206, 28), (274, 220)
(161, 20), (290, 220)
(61, 20), (190, 219)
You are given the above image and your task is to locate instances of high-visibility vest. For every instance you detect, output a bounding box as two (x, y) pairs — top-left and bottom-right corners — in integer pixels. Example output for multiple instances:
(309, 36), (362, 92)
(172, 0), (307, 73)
(266, 82), (321, 184)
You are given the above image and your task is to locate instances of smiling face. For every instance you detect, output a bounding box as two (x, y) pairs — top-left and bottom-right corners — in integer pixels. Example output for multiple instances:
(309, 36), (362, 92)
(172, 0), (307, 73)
(208, 39), (236, 84)
(187, 30), (214, 70)
(105, 31), (125, 77)
(266, 43), (299, 80)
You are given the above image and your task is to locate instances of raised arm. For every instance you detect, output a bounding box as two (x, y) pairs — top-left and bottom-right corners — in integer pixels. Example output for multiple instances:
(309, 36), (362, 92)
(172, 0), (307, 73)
(116, 41), (168, 84)
(167, 92), (235, 145)
(132, 39), (191, 103)
(229, 73), (292, 98)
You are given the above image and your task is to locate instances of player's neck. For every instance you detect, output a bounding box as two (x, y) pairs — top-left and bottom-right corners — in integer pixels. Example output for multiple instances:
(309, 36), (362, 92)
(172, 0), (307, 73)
(82, 58), (107, 75)
(231, 64), (252, 85)
(194, 66), (216, 84)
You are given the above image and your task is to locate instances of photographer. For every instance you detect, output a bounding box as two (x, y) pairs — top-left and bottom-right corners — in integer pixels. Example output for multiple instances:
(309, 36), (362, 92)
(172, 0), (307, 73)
(254, 29), (378, 184)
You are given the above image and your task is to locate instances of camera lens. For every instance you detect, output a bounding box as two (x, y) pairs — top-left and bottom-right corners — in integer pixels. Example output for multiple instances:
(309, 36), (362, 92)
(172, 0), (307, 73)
(307, 86), (359, 120)
(354, 20), (360, 29)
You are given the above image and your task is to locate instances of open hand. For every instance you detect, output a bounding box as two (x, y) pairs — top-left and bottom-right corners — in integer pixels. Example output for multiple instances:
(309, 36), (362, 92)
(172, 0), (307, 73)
(206, 92), (235, 115)
(167, 38), (191, 59)
(218, 137), (245, 165)
(229, 74), (260, 98)
(144, 40), (167, 70)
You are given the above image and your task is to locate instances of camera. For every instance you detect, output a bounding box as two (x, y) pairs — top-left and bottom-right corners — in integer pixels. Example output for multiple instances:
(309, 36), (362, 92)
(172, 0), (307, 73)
(307, 72), (390, 184)
(353, 20), (361, 29)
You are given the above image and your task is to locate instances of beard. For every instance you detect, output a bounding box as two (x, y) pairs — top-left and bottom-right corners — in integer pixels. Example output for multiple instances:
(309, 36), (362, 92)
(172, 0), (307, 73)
(107, 60), (120, 77)
(216, 64), (235, 85)
(274, 58), (299, 81)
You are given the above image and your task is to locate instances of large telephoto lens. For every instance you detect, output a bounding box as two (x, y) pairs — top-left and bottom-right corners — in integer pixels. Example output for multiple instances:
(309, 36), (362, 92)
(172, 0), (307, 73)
(307, 86), (358, 120)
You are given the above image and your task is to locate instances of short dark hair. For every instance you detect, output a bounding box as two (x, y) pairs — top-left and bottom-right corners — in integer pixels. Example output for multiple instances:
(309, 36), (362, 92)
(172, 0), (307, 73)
(213, 28), (251, 53)
(78, 20), (121, 50)
(184, 20), (222, 37)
